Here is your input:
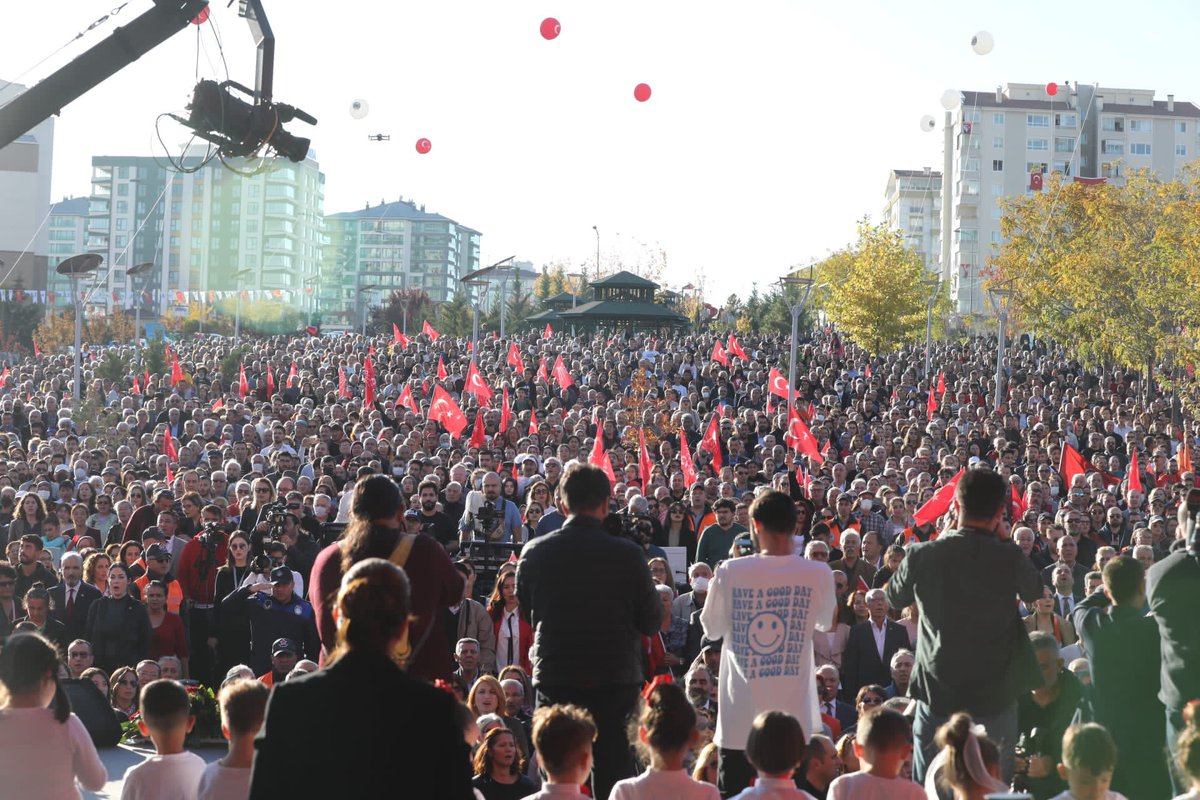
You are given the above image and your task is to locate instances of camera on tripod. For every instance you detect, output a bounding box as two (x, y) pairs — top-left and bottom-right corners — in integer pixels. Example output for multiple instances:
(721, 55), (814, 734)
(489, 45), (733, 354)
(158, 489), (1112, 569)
(474, 501), (502, 541)
(607, 512), (652, 550)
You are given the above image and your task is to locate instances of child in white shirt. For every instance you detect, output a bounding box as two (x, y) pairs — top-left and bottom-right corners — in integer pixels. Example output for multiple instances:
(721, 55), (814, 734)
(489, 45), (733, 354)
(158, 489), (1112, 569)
(121, 680), (208, 800)
(521, 703), (594, 799)
(1046, 723), (1128, 800)
(197, 679), (270, 800)
(609, 683), (719, 800)
(731, 711), (815, 799)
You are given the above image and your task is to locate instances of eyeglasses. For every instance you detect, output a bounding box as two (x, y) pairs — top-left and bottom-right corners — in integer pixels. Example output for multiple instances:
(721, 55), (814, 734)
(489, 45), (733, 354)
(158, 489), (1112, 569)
(229, 542), (249, 551)
(861, 696), (883, 706)
(117, 678), (138, 687)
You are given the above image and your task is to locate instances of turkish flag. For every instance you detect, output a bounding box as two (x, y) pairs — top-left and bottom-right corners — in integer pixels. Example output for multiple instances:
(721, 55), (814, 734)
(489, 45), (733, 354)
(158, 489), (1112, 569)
(364, 357), (376, 407)
(591, 424), (607, 465)
(506, 343), (525, 373)
(163, 427), (178, 461)
(767, 367), (790, 399)
(711, 339), (728, 366)
(1179, 441), (1194, 475)
(131, 377), (141, 395)
(499, 386), (511, 433)
(212, 398), (223, 412)
(927, 386), (938, 420)
(287, 362), (297, 388)
(1031, 172), (1043, 191)
(465, 362), (493, 403)
(727, 335), (748, 361)
(679, 425), (698, 486)
(338, 366), (349, 398)
(165, 462), (174, 485)
(597, 449), (617, 486)
(544, 323), (553, 338)
(428, 385), (468, 438)
(553, 354), (574, 389)
(393, 323), (404, 345)
(1060, 442), (1089, 488)
(398, 384), (418, 413)
(170, 354), (183, 386)
(436, 357), (448, 381)
(786, 405), (823, 465)
(422, 320), (440, 341)
(1012, 483), (1028, 520)
(937, 371), (946, 396)
(639, 428), (653, 488)
(537, 358), (549, 383)
(238, 363), (249, 399)
(267, 363), (276, 396)
(1129, 449), (1143, 493)
(820, 439), (831, 459)
(700, 414), (723, 471)
(529, 410), (539, 435)
(468, 409), (487, 449)
(913, 468), (964, 527)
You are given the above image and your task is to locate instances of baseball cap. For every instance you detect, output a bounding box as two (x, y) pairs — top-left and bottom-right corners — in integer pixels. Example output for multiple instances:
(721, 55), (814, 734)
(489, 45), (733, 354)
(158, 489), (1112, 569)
(144, 543), (170, 561)
(269, 566), (294, 585)
(271, 637), (297, 656)
(700, 638), (723, 654)
(404, 509), (420, 520)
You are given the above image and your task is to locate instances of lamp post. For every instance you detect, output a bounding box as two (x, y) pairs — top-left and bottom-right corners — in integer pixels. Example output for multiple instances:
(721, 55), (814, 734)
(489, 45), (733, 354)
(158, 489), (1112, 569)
(56, 253), (102, 405)
(231, 268), (256, 346)
(778, 268), (819, 414)
(592, 225), (600, 280)
(465, 279), (489, 365)
(127, 261), (156, 345)
(302, 274), (320, 327)
(566, 271), (584, 336)
(358, 283), (378, 338)
(987, 286), (1015, 412)
(922, 277), (941, 381)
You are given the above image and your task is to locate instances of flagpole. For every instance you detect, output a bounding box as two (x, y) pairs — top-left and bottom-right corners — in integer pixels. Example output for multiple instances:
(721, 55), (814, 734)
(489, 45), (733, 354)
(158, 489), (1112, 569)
(779, 268), (818, 416)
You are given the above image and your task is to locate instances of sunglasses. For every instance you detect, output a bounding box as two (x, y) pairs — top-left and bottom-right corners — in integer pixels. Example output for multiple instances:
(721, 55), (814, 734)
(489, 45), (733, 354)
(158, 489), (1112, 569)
(117, 678), (138, 687)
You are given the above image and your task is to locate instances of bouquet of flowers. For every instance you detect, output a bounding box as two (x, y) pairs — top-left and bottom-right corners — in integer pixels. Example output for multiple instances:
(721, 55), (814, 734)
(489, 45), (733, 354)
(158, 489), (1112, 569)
(119, 683), (222, 746)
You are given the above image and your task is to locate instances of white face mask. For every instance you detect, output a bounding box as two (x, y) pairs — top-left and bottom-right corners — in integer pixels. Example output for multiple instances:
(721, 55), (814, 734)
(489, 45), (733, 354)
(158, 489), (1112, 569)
(313, 505), (329, 519)
(37, 490), (50, 500)
(691, 576), (710, 594)
(393, 466), (404, 476)
(859, 499), (873, 511)
(1049, 486), (1060, 498)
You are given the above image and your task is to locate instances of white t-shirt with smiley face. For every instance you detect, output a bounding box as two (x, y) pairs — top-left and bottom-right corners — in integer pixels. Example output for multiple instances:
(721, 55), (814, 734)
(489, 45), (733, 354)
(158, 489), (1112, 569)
(701, 552), (835, 750)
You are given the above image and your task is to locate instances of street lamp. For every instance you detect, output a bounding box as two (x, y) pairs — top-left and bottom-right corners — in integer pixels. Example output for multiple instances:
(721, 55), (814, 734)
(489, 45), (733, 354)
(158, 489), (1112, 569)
(127, 261), (156, 345)
(566, 271), (584, 336)
(778, 268), (820, 414)
(987, 285), (1015, 412)
(56, 253), (102, 405)
(922, 277), (941, 381)
(592, 225), (600, 280)
(231, 268), (256, 346)
(465, 279), (489, 364)
(302, 274), (320, 327)
(358, 283), (379, 338)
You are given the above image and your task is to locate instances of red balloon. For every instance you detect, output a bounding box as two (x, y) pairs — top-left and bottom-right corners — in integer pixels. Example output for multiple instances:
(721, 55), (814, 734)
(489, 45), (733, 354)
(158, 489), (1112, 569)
(1046, 82), (1058, 96)
(191, 7), (209, 25)
(540, 17), (560, 40)
(415, 138), (432, 155)
(634, 83), (652, 102)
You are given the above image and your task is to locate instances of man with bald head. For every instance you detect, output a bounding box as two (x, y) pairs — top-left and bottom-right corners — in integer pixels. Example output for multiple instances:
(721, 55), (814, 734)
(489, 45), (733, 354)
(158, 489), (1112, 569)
(459, 470), (523, 544)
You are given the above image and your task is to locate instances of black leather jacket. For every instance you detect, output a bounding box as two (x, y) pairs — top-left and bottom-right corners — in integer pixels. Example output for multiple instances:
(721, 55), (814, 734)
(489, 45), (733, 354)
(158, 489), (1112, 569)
(517, 515), (662, 687)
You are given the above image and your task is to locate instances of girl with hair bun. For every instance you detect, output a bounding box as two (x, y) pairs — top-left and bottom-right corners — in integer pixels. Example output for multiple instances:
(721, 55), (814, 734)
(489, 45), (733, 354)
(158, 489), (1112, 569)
(1175, 701), (1200, 799)
(0, 633), (108, 798)
(610, 682), (719, 799)
(929, 712), (1006, 800)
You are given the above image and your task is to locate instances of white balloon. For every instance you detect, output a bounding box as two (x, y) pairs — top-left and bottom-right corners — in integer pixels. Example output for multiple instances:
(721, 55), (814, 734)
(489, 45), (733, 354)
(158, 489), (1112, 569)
(940, 89), (962, 111)
(349, 99), (369, 120)
(971, 31), (994, 55)
(920, 115), (937, 132)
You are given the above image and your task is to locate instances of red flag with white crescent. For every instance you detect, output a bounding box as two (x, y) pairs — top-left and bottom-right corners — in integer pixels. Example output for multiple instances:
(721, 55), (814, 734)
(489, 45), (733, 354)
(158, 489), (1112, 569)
(544, 323), (553, 338)
(506, 343), (525, 373)
(727, 334), (748, 360)
(679, 427), (697, 486)
(465, 361), (493, 403)
(700, 414), (723, 471)
(468, 409), (487, 449)
(711, 339), (728, 366)
(422, 320), (440, 341)
(553, 354), (574, 389)
(499, 386), (511, 433)
(398, 384), (418, 413)
(767, 367), (790, 399)
(786, 405), (824, 465)
(537, 358), (549, 382)
(913, 469), (964, 527)
(428, 385), (468, 438)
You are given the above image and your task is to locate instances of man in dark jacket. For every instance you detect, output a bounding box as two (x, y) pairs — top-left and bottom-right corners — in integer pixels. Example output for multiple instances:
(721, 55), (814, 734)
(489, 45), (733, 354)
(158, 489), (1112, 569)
(517, 462), (661, 800)
(1072, 556), (1171, 799)
(839, 589), (909, 702)
(49, 552), (100, 643)
(886, 469), (1042, 785)
(223, 566), (320, 675)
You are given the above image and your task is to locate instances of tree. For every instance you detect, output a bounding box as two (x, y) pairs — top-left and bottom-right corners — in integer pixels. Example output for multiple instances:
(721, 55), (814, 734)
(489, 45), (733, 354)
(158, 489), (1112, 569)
(370, 288), (433, 335)
(210, 299), (305, 336)
(161, 303), (233, 337)
(534, 270), (552, 302)
(435, 291), (474, 337)
(823, 219), (927, 355)
(143, 335), (168, 377)
(33, 309), (135, 354)
(0, 299), (44, 352)
(95, 349), (131, 383)
(993, 168), (1200, 407)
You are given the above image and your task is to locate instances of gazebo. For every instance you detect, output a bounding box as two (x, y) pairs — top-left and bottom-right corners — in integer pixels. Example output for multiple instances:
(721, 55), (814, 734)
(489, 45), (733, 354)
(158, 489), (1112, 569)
(556, 271), (689, 333)
(525, 291), (582, 328)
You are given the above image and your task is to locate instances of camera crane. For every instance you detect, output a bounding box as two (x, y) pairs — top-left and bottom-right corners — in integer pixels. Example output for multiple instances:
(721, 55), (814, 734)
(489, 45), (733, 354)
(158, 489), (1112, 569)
(0, 0), (316, 161)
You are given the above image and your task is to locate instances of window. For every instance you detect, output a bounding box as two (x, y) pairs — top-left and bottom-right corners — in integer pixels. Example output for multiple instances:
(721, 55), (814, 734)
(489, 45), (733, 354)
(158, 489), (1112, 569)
(115, 201), (127, 214)
(1102, 117), (1125, 132)
(170, 219), (180, 231)
(993, 112), (1005, 125)
(1055, 137), (1076, 153)
(961, 180), (979, 196)
(1055, 112), (1077, 127)
(991, 183), (1003, 196)
(963, 158), (980, 172)
(1053, 161), (1073, 176)
(1129, 119), (1152, 132)
(993, 136), (1004, 149)
(1177, 121), (1188, 134)
(1027, 138), (1049, 151)
(114, 218), (128, 231)
(1130, 142), (1152, 155)
(1026, 162), (1049, 173)
(114, 235), (127, 249)
(1177, 145), (1188, 157)
(116, 184), (129, 196)
(992, 159), (1004, 171)
(1102, 162), (1123, 178)
(964, 110), (981, 124)
(959, 229), (979, 243)
(1102, 140), (1124, 155)
(191, 237), (201, 249)
(1027, 114), (1050, 128)
(991, 231), (1003, 243)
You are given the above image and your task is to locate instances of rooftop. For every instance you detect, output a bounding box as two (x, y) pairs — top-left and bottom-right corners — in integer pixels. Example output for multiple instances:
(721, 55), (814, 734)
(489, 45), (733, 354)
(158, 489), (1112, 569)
(327, 199), (481, 233)
(49, 197), (89, 216)
(591, 270), (659, 289)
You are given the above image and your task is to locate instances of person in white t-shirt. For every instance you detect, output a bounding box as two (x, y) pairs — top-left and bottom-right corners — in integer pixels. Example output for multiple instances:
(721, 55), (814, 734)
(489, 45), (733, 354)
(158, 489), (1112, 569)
(730, 710), (815, 799)
(521, 703), (594, 800)
(608, 682), (719, 800)
(826, 708), (925, 800)
(197, 678), (269, 800)
(1045, 723), (1128, 800)
(121, 680), (208, 800)
(701, 489), (836, 797)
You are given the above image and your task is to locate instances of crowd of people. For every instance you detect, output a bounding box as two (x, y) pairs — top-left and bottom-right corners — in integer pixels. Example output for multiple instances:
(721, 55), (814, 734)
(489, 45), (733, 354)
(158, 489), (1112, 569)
(0, 324), (1197, 800)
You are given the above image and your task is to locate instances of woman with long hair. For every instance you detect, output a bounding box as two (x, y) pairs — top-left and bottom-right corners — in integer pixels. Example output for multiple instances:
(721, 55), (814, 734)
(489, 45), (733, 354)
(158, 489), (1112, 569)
(84, 562), (151, 674)
(472, 726), (537, 800)
(520, 502), (543, 543)
(1023, 586), (1077, 646)
(108, 666), (139, 721)
(487, 571), (531, 676)
(8, 492), (47, 542)
(83, 552), (111, 596)
(239, 479), (277, 552)
(145, 580), (189, 675)
(213, 530), (256, 676)
(248, 559), (472, 798)
(0, 634), (107, 797)
(67, 504), (100, 548)
(655, 501), (698, 565)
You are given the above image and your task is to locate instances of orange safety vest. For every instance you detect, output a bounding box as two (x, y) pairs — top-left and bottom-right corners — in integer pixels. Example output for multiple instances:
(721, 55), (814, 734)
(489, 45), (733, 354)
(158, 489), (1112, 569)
(134, 574), (184, 615)
(900, 525), (939, 545)
(827, 517), (860, 548)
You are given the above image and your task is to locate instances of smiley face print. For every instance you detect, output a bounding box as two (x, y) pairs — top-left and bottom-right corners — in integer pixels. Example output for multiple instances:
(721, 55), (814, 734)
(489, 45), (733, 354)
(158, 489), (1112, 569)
(748, 612), (787, 656)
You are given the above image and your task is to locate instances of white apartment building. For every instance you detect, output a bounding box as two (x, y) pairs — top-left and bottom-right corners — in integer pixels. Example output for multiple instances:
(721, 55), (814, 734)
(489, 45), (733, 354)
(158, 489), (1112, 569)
(945, 83), (1200, 314)
(883, 169), (942, 273)
(0, 81), (54, 292)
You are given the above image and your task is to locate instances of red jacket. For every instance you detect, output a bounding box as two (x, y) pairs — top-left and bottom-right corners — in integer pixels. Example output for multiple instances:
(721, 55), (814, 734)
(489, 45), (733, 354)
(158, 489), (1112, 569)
(176, 534), (229, 605)
(492, 609), (533, 676)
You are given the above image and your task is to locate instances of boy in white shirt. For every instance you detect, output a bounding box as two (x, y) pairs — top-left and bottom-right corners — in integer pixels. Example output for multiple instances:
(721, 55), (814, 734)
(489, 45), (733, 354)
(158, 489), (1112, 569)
(731, 711), (815, 799)
(121, 680), (208, 800)
(522, 703), (594, 799)
(1047, 723), (1128, 800)
(197, 679), (270, 800)
(827, 708), (925, 799)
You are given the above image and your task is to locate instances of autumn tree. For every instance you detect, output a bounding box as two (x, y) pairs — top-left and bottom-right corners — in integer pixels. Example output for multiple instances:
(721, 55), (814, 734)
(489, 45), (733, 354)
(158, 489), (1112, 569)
(370, 288), (433, 335)
(822, 220), (927, 354)
(992, 168), (1200, 406)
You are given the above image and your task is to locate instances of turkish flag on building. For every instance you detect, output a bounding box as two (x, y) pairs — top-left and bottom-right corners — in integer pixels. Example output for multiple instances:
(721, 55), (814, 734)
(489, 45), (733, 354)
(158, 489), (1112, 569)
(711, 339), (728, 366)
(465, 362), (493, 403)
(767, 367), (790, 399)
(1030, 172), (1043, 191)
(428, 385), (468, 438)
(422, 320), (440, 341)
(553, 354), (574, 389)
(506, 343), (525, 373)
(700, 414), (723, 472)
(913, 468), (964, 527)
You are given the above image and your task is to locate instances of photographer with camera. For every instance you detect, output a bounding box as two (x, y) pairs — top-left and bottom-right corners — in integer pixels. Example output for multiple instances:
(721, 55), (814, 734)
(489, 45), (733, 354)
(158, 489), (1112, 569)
(1147, 485), (1200, 795)
(176, 503), (229, 688)
(458, 472), (523, 546)
(516, 461), (662, 800)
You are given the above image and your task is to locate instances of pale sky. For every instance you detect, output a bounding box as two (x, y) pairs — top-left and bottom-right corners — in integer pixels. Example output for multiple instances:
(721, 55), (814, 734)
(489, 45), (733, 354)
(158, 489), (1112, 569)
(3, 0), (1198, 300)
